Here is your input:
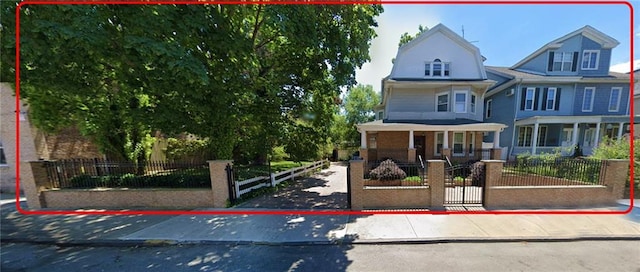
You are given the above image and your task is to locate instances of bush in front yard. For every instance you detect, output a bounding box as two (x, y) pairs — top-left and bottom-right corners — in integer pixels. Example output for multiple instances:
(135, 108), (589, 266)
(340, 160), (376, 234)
(369, 159), (406, 181)
(469, 161), (485, 186)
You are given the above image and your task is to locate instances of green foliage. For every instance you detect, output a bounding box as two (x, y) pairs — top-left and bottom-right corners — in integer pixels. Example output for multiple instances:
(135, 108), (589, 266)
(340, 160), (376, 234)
(270, 146), (289, 162)
(165, 138), (212, 162)
(398, 24), (428, 47)
(2, 3), (384, 164)
(333, 84), (380, 147)
(67, 169), (211, 189)
(591, 137), (639, 196)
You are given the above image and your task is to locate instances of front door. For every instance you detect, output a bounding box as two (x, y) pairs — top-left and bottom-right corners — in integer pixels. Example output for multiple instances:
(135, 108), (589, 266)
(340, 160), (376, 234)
(413, 136), (425, 162)
(583, 128), (596, 154)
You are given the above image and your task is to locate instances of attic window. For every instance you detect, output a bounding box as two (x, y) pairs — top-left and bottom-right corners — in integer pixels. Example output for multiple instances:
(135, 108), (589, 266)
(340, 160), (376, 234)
(581, 50), (600, 70)
(425, 59), (450, 77)
(548, 51), (577, 72)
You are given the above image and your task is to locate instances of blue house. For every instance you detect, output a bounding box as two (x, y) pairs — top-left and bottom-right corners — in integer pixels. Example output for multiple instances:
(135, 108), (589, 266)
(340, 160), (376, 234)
(484, 25), (634, 157)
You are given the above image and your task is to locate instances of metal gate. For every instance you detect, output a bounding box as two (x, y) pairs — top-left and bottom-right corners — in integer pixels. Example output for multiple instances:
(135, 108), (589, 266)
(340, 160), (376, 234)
(444, 163), (484, 205)
(346, 163), (351, 209)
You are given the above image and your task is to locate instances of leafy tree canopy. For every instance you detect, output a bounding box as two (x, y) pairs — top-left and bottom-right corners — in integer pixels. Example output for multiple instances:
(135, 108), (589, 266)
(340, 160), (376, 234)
(0, 3), (383, 163)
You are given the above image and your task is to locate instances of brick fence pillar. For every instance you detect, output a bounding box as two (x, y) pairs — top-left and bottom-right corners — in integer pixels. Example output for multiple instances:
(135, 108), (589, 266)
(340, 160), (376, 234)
(428, 160), (445, 209)
(349, 159), (364, 210)
(408, 148), (416, 163)
(482, 160), (504, 207)
(208, 160), (232, 208)
(28, 161), (51, 207)
(602, 159), (629, 200)
(441, 149), (451, 161)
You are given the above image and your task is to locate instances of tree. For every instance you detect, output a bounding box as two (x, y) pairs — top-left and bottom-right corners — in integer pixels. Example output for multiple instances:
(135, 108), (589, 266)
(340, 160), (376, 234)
(1, 4), (383, 164)
(398, 24), (428, 47)
(340, 84), (380, 147)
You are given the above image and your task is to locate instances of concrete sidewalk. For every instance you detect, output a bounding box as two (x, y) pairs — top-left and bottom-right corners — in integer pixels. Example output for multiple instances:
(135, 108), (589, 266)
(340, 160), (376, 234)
(2, 198), (639, 246)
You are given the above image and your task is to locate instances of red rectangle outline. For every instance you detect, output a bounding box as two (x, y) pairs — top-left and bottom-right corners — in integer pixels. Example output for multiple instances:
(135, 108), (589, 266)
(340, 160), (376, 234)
(14, 0), (634, 216)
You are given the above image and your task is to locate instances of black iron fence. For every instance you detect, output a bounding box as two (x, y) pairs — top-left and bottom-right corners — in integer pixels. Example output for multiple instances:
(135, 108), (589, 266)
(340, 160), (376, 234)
(44, 158), (211, 189)
(500, 157), (605, 186)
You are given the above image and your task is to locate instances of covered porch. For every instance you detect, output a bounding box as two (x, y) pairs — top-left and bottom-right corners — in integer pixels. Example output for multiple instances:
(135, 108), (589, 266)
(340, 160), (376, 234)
(357, 120), (507, 163)
(511, 115), (632, 156)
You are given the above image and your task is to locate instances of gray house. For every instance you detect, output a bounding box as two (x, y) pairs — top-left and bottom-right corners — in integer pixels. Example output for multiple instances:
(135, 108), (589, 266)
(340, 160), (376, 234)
(484, 25), (635, 157)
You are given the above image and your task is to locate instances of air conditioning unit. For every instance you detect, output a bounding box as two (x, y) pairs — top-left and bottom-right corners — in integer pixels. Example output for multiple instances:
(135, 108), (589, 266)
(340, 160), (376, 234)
(506, 88), (515, 96)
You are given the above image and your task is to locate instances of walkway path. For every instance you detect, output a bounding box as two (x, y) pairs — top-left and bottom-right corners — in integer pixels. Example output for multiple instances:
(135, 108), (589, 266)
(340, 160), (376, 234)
(234, 162), (348, 210)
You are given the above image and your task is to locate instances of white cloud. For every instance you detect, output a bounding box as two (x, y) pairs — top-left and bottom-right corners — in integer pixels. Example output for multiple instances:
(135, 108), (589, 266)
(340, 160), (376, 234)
(609, 59), (640, 73)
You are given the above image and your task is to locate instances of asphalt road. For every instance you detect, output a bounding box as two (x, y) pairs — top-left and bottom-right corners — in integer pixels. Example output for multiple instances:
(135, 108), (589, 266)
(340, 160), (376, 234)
(2, 241), (639, 271)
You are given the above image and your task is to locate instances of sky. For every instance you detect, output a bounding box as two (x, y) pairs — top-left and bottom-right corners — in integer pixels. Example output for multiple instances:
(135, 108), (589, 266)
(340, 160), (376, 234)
(355, 2), (638, 93)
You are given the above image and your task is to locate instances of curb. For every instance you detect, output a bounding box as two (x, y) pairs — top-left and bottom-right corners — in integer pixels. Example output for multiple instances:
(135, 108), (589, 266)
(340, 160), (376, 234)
(4, 235), (640, 248)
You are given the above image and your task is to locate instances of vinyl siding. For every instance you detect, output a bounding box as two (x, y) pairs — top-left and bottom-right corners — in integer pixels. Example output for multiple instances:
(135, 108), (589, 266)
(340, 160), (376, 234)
(484, 85), (517, 151)
(579, 37), (612, 76)
(516, 84), (575, 118)
(385, 86), (484, 122)
(573, 83), (630, 115)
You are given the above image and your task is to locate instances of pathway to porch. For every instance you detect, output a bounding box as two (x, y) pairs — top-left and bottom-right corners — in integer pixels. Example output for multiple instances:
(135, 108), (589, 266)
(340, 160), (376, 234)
(234, 162), (349, 210)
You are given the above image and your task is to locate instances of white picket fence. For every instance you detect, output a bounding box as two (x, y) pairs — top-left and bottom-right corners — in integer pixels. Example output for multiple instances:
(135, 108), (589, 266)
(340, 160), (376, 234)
(234, 159), (328, 198)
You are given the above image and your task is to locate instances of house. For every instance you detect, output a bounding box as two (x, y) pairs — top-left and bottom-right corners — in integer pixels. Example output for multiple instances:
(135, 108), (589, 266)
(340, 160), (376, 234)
(484, 25), (636, 157)
(633, 69), (639, 139)
(357, 24), (507, 163)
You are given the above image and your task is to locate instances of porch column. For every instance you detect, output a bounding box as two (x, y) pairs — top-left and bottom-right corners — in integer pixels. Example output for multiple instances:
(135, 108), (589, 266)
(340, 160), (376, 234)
(409, 130), (414, 149)
(531, 122), (540, 154)
(493, 130), (500, 148)
(618, 122), (625, 139)
(360, 130), (367, 149)
(443, 130), (449, 149)
(594, 122), (601, 147)
(572, 123), (579, 146)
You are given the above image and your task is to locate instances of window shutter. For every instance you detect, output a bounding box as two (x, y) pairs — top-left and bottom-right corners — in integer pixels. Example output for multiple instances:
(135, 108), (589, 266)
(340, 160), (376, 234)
(541, 88), (548, 110)
(555, 88), (561, 111)
(571, 52), (578, 72)
(548, 52), (554, 71)
(520, 88), (527, 110)
(533, 88), (540, 110)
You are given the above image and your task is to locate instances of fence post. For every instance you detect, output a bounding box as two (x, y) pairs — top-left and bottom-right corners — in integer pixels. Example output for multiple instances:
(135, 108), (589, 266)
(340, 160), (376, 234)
(349, 159), (364, 210)
(208, 160), (233, 208)
(270, 172), (276, 187)
(482, 160), (504, 208)
(602, 159), (629, 200)
(490, 148), (502, 160)
(428, 160), (445, 210)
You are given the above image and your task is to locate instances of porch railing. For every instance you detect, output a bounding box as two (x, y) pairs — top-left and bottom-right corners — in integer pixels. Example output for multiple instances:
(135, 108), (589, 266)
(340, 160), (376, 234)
(500, 158), (605, 186)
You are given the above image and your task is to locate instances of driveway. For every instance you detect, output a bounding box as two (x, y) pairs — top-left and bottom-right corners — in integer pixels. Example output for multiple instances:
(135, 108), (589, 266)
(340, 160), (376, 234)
(234, 162), (348, 210)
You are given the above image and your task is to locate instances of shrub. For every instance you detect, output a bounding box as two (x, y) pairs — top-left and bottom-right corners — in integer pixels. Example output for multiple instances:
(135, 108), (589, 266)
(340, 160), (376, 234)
(469, 161), (485, 186)
(369, 159), (406, 181)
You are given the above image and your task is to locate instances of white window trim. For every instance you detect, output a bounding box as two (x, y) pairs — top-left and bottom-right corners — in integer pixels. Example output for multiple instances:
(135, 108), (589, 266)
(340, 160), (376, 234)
(436, 92), (449, 112)
(581, 50), (600, 70)
(551, 52), (574, 72)
(608, 87), (622, 112)
(524, 87), (535, 111)
(0, 141), (6, 166)
(582, 87), (595, 112)
(452, 132), (465, 156)
(546, 87), (557, 111)
(470, 93), (477, 114)
(537, 125), (548, 147)
(485, 99), (492, 119)
(424, 60), (450, 78)
(454, 90), (468, 113)
(434, 132), (444, 156)
(517, 126), (532, 147)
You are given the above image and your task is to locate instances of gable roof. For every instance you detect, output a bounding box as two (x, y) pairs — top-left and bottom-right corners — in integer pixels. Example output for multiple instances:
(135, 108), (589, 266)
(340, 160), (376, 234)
(511, 25), (620, 70)
(390, 23), (487, 79)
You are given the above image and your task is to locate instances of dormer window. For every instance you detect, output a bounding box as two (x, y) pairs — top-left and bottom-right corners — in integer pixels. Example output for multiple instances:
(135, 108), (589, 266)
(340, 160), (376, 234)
(548, 51), (577, 72)
(425, 59), (450, 77)
(581, 50), (600, 70)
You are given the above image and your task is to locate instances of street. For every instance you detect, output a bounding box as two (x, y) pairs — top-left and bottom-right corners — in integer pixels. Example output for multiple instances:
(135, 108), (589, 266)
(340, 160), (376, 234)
(2, 241), (639, 271)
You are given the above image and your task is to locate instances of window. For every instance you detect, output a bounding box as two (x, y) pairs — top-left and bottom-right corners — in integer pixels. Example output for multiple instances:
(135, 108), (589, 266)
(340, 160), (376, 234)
(0, 141), (6, 165)
(435, 132), (444, 155)
(582, 87), (595, 112)
(486, 99), (492, 118)
(425, 59), (450, 77)
(453, 132), (465, 156)
(524, 88), (535, 111)
(454, 91), (467, 113)
(581, 50), (599, 70)
(517, 127), (533, 147)
(517, 126), (547, 147)
(550, 52), (575, 72)
(369, 136), (377, 149)
(377, 111), (384, 120)
(537, 126), (548, 146)
(470, 94), (476, 114)
(545, 88), (557, 110)
(608, 87), (622, 112)
(468, 133), (475, 156)
(436, 93), (449, 112)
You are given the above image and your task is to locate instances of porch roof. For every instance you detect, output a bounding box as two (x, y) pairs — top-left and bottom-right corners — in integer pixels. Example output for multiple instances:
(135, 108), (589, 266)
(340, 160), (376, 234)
(357, 119), (507, 132)
(514, 115), (638, 126)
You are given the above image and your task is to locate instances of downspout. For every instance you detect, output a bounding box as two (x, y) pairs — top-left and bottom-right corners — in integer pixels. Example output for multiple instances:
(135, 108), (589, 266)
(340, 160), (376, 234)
(510, 78), (524, 159)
